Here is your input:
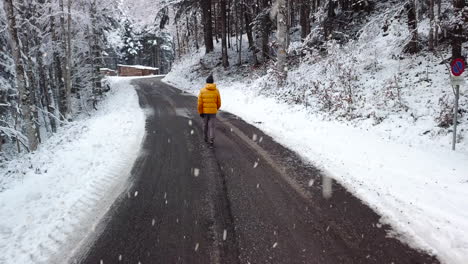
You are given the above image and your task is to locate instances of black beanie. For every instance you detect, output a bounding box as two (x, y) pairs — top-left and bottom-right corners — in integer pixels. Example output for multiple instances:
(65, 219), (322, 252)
(206, 75), (214, 84)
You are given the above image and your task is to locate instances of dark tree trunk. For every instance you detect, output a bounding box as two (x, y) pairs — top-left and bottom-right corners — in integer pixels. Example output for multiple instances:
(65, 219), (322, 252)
(404, 0), (419, 54)
(300, 0), (311, 40)
(201, 0), (214, 53)
(244, 4), (259, 64)
(261, 0), (271, 61)
(194, 12), (200, 50)
(237, 0), (243, 65)
(452, 0), (465, 59)
(429, 0), (434, 51)
(4, 0), (38, 151)
(227, 0), (232, 49)
(221, 0), (230, 67)
(50, 14), (65, 119)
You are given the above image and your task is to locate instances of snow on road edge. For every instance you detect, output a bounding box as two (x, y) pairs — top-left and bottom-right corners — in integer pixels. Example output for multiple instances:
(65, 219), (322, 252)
(0, 77), (146, 264)
(163, 74), (468, 264)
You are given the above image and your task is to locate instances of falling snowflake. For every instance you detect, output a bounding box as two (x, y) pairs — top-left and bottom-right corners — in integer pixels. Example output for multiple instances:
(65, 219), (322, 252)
(164, 192), (167, 199)
(253, 162), (259, 168)
(256, 184), (260, 188)
(190, 130), (194, 135)
(152, 219), (155, 226)
(272, 242), (278, 248)
(223, 229), (227, 241)
(100, 260), (104, 264)
(259, 136), (263, 143)
(134, 191), (138, 197)
(168, 138), (171, 143)
(193, 168), (200, 177)
(194, 243), (200, 251)
(119, 255), (122, 261)
(322, 176), (333, 199)
(252, 134), (258, 141)
(308, 179), (314, 187)
(188, 120), (193, 126)
(230, 128), (233, 132)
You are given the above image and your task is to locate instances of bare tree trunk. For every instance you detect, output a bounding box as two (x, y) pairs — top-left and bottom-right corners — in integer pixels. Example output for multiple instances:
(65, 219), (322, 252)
(289, 0), (294, 28)
(59, 0), (71, 119)
(237, 0), (243, 65)
(300, 0), (311, 40)
(435, 0), (441, 47)
(261, 0), (271, 61)
(4, 0), (38, 151)
(201, 0), (214, 52)
(227, 0), (232, 49)
(38, 0), (57, 133)
(404, 0), (419, 54)
(66, 0), (73, 114)
(428, 0), (434, 51)
(194, 12), (200, 50)
(221, 0), (230, 67)
(214, 0), (219, 43)
(50, 12), (65, 119)
(277, 0), (288, 78)
(23, 0), (42, 143)
(452, 0), (465, 59)
(176, 22), (182, 57)
(90, 0), (102, 110)
(244, 5), (258, 64)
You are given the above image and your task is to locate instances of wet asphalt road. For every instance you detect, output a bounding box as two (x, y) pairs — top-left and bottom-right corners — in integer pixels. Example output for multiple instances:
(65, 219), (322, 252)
(75, 77), (438, 264)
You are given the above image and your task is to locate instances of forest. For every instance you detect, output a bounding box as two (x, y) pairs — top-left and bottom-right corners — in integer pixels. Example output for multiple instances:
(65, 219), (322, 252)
(0, 0), (173, 159)
(1, 0), (467, 159)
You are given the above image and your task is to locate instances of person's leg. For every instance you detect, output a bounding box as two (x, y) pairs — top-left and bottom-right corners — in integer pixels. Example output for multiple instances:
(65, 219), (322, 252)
(208, 114), (216, 144)
(203, 115), (209, 142)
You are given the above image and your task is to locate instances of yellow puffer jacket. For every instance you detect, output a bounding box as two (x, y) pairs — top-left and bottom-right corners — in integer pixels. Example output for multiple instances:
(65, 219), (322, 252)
(198, 83), (221, 114)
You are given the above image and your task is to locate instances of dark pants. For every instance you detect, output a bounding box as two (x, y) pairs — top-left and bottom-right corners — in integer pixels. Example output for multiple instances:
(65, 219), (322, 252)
(203, 114), (216, 143)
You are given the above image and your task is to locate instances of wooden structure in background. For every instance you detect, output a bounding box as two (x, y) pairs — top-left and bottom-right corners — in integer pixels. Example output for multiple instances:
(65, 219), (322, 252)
(117, 65), (159, 76)
(99, 68), (118, 76)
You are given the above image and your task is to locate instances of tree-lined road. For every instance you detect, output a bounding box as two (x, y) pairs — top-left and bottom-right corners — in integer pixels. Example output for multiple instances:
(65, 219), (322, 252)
(75, 77), (438, 264)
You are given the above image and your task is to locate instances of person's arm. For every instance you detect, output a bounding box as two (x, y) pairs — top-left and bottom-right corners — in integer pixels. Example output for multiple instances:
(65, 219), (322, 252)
(217, 90), (221, 110)
(198, 91), (203, 114)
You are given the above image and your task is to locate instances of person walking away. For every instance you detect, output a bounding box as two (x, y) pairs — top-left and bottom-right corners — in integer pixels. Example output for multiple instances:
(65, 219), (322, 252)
(198, 75), (221, 148)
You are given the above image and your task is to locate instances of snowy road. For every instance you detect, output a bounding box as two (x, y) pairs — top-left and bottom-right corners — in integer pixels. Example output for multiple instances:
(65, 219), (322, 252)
(76, 77), (438, 264)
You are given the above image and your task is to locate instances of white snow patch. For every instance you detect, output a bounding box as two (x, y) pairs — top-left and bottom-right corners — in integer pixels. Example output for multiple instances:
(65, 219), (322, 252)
(0, 77), (146, 263)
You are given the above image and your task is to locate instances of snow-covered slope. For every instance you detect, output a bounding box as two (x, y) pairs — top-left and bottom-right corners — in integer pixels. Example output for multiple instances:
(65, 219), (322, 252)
(163, 6), (468, 263)
(0, 77), (146, 263)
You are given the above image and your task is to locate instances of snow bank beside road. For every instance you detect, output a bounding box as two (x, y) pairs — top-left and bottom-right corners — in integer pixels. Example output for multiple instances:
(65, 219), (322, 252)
(0, 77), (145, 263)
(164, 71), (468, 264)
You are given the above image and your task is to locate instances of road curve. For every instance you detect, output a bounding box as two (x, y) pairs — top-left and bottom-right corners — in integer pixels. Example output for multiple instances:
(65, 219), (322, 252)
(74, 77), (438, 264)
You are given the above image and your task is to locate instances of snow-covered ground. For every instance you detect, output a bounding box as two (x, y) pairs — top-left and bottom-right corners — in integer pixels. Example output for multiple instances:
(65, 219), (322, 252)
(0, 77), (146, 263)
(163, 15), (468, 263)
